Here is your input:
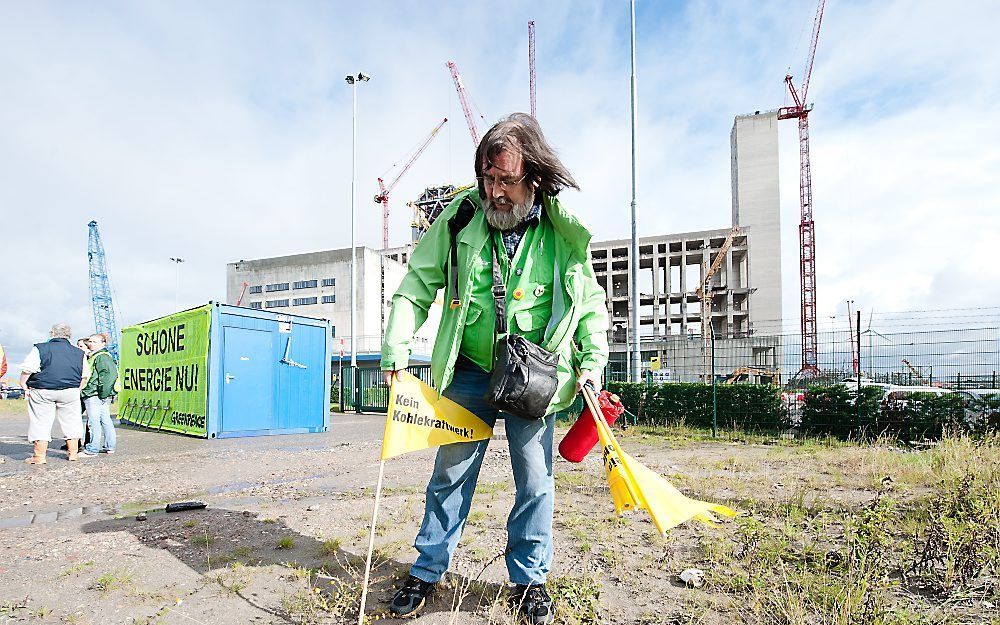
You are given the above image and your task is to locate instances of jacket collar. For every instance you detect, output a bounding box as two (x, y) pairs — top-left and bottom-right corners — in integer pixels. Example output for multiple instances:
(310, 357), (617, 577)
(457, 189), (592, 257)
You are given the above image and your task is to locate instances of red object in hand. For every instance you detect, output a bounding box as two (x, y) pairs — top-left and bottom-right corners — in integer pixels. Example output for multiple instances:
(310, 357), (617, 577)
(559, 390), (625, 463)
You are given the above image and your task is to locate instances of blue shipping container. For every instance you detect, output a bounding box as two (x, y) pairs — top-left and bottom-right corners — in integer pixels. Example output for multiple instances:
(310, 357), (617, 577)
(119, 302), (331, 439)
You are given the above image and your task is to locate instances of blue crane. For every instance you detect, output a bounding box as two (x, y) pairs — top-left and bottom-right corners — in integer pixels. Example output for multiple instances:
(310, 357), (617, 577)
(87, 220), (121, 361)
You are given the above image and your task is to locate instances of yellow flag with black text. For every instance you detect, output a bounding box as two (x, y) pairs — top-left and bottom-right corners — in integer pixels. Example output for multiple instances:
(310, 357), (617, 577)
(589, 388), (737, 533)
(381, 372), (493, 460)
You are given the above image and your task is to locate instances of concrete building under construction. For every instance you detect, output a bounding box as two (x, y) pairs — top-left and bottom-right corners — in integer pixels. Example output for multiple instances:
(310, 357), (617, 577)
(597, 110), (784, 382)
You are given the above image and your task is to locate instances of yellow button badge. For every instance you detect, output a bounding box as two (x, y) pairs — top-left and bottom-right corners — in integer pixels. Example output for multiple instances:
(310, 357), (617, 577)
(512, 288), (524, 300)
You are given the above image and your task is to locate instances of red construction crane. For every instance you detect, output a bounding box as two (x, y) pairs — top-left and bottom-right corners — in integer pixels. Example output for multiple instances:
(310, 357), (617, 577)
(374, 117), (448, 250)
(446, 61), (482, 145)
(778, 0), (826, 377)
(528, 21), (537, 117)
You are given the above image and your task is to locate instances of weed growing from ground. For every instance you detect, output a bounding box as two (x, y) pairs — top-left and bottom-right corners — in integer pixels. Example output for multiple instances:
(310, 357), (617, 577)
(547, 574), (602, 625)
(319, 538), (341, 556)
(276, 536), (295, 550)
(92, 570), (134, 594)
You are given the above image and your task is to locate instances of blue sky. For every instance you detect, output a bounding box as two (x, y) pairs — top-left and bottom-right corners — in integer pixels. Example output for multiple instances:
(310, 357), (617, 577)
(1, 0), (998, 372)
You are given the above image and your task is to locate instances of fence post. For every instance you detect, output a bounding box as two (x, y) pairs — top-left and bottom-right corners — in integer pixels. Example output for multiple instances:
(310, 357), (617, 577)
(711, 329), (717, 438)
(354, 366), (362, 414)
(856, 311), (862, 431)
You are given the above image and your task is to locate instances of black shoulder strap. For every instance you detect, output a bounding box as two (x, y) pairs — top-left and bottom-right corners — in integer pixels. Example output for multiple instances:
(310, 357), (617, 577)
(446, 198), (477, 309)
(490, 241), (508, 336)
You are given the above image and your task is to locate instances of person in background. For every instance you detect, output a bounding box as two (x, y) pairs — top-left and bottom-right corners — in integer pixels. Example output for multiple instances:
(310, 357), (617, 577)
(68, 338), (92, 450)
(19, 324), (90, 464)
(79, 333), (118, 457)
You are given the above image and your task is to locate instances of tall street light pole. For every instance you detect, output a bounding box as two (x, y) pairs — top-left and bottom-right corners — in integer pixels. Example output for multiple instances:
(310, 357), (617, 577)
(345, 72), (370, 368)
(628, 0), (641, 382)
(169, 257), (185, 311)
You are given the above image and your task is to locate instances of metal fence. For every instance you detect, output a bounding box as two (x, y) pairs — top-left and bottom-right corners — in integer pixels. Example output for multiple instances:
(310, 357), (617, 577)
(605, 326), (1000, 389)
(332, 327), (1000, 438)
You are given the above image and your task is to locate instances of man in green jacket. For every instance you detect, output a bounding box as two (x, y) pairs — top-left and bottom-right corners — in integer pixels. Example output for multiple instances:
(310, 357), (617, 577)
(79, 333), (119, 457)
(381, 113), (609, 623)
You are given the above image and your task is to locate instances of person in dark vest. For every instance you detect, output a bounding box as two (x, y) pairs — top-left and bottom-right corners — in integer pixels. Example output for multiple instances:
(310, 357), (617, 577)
(19, 324), (91, 464)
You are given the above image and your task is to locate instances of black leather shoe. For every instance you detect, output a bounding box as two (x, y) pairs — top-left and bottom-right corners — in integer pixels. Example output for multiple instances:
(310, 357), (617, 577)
(389, 575), (435, 618)
(511, 583), (554, 625)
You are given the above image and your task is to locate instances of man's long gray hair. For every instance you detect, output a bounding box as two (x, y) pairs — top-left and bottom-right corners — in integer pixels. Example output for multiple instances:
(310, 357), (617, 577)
(475, 113), (580, 200)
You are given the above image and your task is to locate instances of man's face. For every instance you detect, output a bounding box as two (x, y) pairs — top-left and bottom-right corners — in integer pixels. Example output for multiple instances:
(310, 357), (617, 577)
(88, 335), (106, 349)
(482, 149), (532, 208)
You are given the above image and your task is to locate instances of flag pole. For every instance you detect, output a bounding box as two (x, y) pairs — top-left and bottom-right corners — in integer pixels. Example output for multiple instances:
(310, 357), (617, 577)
(357, 458), (386, 625)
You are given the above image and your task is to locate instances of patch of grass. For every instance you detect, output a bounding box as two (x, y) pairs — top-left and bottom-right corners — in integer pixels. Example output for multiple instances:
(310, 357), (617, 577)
(0, 598), (28, 615)
(372, 540), (407, 567)
(182, 519), (198, 528)
(31, 605), (52, 618)
(547, 574), (602, 625)
(476, 480), (509, 495)
(191, 533), (214, 547)
(61, 612), (85, 624)
(466, 509), (488, 525)
(702, 433), (1000, 625)
(0, 398), (27, 416)
(92, 570), (134, 594)
(276, 536), (295, 550)
(466, 546), (488, 562)
(230, 546), (255, 562)
(319, 538), (342, 556)
(555, 472), (598, 490)
(280, 578), (360, 625)
(59, 560), (94, 577)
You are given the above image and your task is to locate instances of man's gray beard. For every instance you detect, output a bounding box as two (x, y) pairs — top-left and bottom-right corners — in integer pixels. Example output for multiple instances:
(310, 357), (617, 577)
(484, 198), (532, 231)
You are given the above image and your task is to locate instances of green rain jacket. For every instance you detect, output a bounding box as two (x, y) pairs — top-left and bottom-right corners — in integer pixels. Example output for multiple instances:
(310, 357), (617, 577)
(381, 189), (609, 415)
(81, 348), (119, 401)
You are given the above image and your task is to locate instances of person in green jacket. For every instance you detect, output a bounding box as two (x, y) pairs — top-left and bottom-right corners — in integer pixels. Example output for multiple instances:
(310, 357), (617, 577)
(79, 333), (119, 457)
(381, 113), (609, 624)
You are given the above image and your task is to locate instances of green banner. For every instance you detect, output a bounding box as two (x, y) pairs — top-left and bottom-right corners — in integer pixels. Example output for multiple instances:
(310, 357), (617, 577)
(119, 304), (211, 437)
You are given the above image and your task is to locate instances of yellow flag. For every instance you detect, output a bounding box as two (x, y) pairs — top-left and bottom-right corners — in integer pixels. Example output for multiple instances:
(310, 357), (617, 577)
(381, 371), (494, 460)
(590, 391), (736, 533)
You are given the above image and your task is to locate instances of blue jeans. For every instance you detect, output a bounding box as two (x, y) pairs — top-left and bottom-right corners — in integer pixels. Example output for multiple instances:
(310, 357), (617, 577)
(410, 360), (554, 586)
(83, 396), (115, 454)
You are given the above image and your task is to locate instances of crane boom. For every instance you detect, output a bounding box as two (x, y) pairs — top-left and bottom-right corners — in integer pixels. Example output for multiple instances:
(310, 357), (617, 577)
(697, 227), (741, 380)
(374, 117), (448, 250)
(778, 0), (826, 378)
(528, 21), (537, 117)
(446, 61), (481, 145)
(87, 220), (121, 361)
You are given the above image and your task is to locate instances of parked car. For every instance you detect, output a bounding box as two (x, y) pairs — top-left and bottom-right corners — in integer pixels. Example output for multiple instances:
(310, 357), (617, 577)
(0, 386), (24, 400)
(954, 389), (1000, 430)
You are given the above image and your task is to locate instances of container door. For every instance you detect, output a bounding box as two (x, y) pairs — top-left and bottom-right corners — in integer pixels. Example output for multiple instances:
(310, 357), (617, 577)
(222, 327), (274, 432)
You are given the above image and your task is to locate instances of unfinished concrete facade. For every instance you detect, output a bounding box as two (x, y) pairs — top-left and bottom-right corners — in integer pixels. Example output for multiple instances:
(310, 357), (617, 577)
(597, 111), (784, 382)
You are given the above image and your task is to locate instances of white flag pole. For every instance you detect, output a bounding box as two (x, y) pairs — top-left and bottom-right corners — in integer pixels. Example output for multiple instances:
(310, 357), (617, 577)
(357, 459), (387, 625)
